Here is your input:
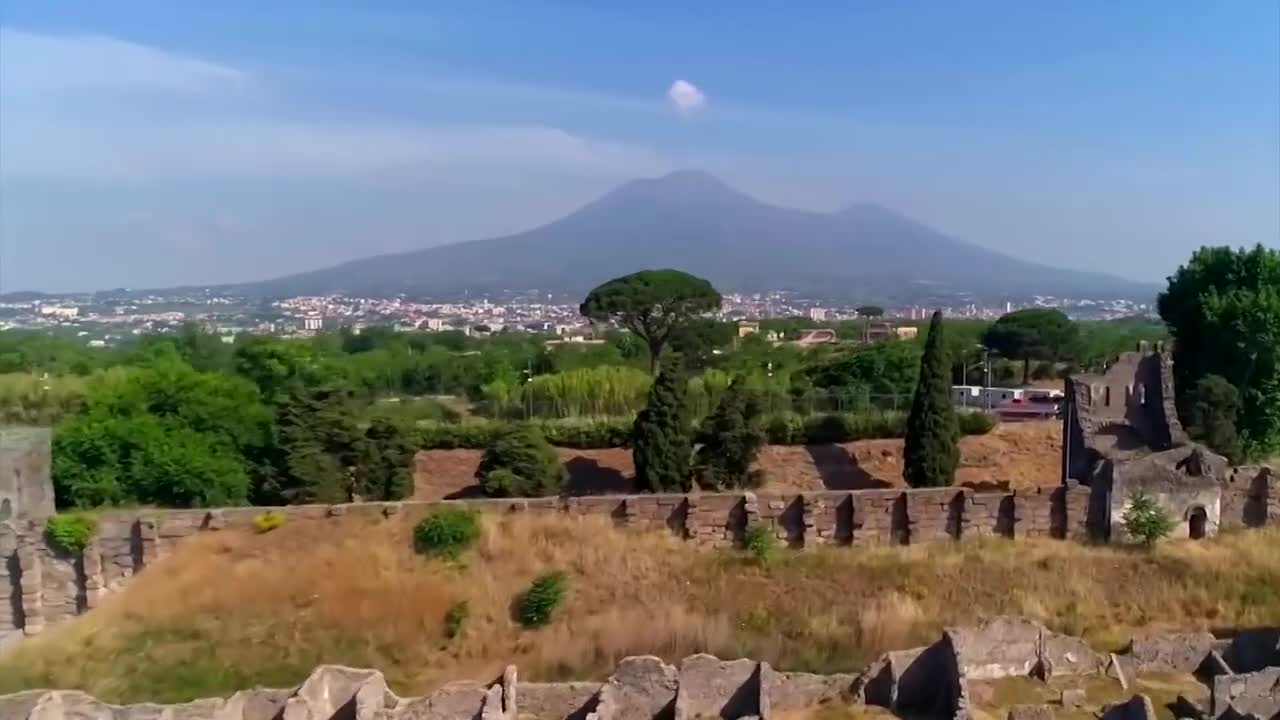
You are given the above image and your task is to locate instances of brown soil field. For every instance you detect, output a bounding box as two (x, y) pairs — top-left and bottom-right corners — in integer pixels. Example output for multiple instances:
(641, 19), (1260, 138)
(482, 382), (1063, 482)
(415, 420), (1061, 500)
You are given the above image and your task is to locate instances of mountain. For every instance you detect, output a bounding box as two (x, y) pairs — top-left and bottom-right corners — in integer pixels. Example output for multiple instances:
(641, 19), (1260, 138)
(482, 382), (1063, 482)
(241, 170), (1153, 302)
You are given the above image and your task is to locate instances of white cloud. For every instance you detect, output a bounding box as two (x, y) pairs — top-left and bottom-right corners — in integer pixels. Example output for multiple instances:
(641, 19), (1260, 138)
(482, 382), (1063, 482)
(0, 29), (670, 181)
(0, 28), (247, 97)
(667, 80), (707, 113)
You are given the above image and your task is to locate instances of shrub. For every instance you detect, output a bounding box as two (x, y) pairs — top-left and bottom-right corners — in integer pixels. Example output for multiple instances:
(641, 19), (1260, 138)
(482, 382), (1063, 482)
(1122, 491), (1174, 546)
(694, 381), (767, 491)
(957, 411), (997, 436)
(476, 425), (567, 498)
(764, 412), (806, 445)
(1187, 374), (1243, 463)
(45, 514), (97, 554)
(413, 507), (481, 559)
(743, 524), (777, 565)
(443, 600), (469, 639)
(253, 511), (286, 534)
(518, 571), (568, 628)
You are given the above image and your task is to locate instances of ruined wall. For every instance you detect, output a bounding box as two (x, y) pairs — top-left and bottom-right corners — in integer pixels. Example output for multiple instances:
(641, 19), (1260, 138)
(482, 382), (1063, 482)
(1221, 467), (1280, 530)
(0, 428), (54, 524)
(0, 484), (1093, 639)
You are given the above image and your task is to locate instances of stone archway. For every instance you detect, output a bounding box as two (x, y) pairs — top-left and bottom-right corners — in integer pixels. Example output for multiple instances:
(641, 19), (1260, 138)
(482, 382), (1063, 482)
(1187, 506), (1208, 540)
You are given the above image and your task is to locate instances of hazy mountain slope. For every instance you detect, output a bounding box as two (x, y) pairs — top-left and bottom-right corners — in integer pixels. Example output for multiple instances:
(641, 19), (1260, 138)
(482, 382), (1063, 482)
(242, 171), (1149, 301)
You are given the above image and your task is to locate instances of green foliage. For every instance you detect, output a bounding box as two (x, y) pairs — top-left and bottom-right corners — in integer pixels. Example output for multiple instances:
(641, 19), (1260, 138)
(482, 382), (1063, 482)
(743, 524), (778, 565)
(487, 365), (651, 418)
(443, 600), (469, 640)
(805, 341), (922, 397)
(855, 306), (885, 318)
(958, 411), (997, 436)
(413, 507), (481, 559)
(1159, 244), (1280, 458)
(904, 311), (959, 488)
(253, 511), (286, 534)
(475, 425), (567, 498)
(1122, 492), (1174, 546)
(982, 308), (1080, 385)
(667, 318), (737, 370)
(1187, 375), (1244, 463)
(0, 372), (90, 425)
(45, 513), (97, 554)
(632, 354), (693, 492)
(260, 382), (360, 505)
(353, 418), (415, 501)
(517, 571), (568, 628)
(1074, 318), (1168, 372)
(694, 380), (767, 491)
(52, 351), (269, 508)
(580, 269), (722, 371)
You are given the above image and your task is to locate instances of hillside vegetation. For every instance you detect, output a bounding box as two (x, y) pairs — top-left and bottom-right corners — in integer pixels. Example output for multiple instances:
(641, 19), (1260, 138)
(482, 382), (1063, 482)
(2, 514), (1278, 704)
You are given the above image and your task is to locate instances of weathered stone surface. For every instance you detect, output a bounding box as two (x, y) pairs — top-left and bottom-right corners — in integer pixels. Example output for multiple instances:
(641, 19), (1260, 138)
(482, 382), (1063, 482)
(592, 656), (677, 720)
(1127, 632), (1217, 673)
(516, 682), (598, 720)
(761, 665), (854, 713)
(1101, 694), (1158, 720)
(674, 655), (761, 720)
(400, 681), (489, 720)
(1059, 689), (1086, 709)
(1211, 667), (1280, 720)
(947, 616), (1104, 681)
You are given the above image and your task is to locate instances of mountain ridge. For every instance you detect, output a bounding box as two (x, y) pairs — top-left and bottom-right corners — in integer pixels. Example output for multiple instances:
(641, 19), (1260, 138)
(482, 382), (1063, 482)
(231, 171), (1156, 302)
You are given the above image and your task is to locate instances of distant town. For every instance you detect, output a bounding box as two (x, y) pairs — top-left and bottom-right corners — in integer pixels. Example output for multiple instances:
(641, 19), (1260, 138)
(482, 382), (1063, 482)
(0, 289), (1153, 347)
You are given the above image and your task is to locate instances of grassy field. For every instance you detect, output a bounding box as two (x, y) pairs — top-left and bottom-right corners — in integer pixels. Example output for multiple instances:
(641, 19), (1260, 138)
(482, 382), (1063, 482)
(2, 514), (1279, 704)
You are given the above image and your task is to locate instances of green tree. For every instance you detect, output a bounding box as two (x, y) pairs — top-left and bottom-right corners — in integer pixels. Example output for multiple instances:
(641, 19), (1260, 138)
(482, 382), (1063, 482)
(693, 380), (767, 491)
(580, 269), (722, 372)
(903, 311), (959, 488)
(51, 351), (269, 508)
(475, 424), (566, 497)
(632, 354), (693, 492)
(354, 417), (415, 501)
(1159, 245), (1280, 457)
(981, 309), (1079, 385)
(668, 318), (736, 370)
(261, 382), (361, 504)
(1186, 374), (1244, 463)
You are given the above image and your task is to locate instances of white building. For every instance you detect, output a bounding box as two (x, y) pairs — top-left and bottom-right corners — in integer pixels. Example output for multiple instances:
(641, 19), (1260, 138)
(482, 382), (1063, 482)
(302, 316), (323, 331)
(808, 307), (828, 322)
(38, 305), (79, 320)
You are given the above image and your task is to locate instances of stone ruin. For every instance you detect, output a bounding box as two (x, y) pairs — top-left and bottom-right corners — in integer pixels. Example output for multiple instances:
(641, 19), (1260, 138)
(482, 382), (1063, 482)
(3, 616), (1277, 720)
(1062, 345), (1276, 542)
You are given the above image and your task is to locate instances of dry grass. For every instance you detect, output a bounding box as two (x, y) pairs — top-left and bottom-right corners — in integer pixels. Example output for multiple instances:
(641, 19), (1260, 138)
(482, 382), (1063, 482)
(2, 515), (1279, 704)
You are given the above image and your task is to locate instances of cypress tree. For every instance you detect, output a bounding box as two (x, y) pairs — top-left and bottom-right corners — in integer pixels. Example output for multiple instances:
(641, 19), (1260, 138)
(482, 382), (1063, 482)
(904, 310), (960, 488)
(632, 354), (693, 492)
(694, 379), (767, 490)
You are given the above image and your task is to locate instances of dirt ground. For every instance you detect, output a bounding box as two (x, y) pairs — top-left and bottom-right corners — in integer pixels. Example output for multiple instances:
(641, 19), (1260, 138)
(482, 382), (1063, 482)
(414, 420), (1062, 500)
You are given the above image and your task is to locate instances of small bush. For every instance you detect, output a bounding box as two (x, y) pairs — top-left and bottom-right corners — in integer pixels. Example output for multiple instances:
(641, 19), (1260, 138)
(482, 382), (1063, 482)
(413, 507), (481, 559)
(1122, 491), (1174, 546)
(253, 511), (286, 534)
(958, 411), (997, 436)
(45, 513), (97, 554)
(476, 425), (567, 498)
(443, 600), (469, 639)
(518, 571), (568, 628)
(743, 524), (777, 565)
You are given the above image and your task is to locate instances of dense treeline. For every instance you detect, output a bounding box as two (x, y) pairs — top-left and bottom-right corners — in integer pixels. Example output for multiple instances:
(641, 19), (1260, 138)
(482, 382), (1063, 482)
(4, 301), (1169, 509)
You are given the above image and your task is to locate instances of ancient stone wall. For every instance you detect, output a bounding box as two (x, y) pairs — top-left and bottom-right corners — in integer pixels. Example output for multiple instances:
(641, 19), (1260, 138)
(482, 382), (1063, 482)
(0, 484), (1094, 639)
(1221, 467), (1279, 530)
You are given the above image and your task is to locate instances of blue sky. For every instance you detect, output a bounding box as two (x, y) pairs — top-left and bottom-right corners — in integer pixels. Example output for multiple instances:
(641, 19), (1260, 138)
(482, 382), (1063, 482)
(1, 1), (1277, 292)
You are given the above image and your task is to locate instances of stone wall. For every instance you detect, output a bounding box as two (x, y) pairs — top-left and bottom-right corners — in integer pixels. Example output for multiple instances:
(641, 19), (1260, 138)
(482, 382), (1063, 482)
(0, 428), (54, 524)
(0, 483), (1096, 639)
(1221, 467), (1280, 530)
